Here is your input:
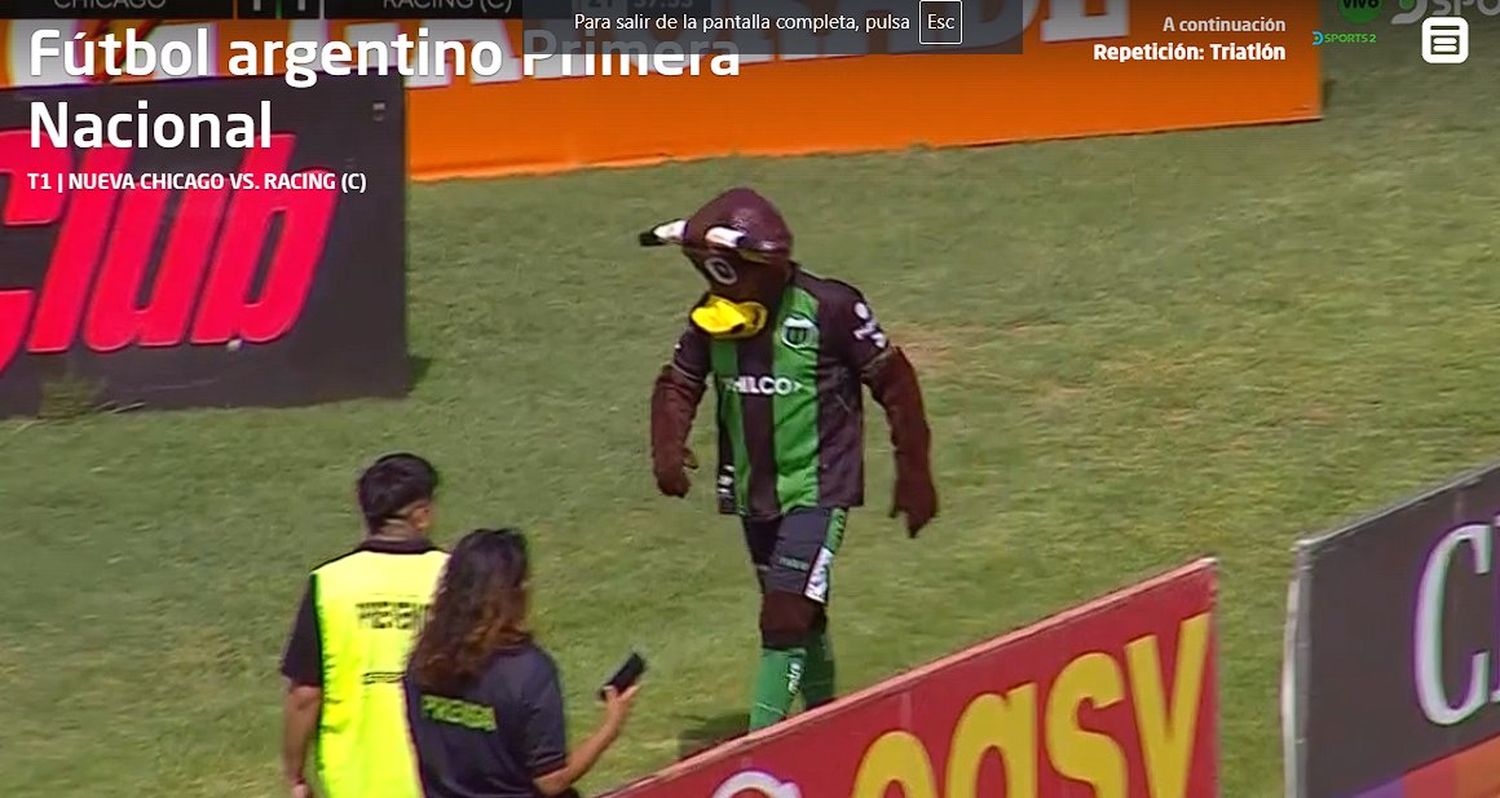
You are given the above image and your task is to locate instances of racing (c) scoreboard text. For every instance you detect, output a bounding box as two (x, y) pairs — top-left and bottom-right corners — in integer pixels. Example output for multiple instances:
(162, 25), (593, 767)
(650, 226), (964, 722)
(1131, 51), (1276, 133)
(237, 0), (525, 19)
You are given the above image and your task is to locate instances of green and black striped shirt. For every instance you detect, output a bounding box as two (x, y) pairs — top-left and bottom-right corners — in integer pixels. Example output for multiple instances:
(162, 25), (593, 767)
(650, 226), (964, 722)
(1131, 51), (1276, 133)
(672, 269), (892, 520)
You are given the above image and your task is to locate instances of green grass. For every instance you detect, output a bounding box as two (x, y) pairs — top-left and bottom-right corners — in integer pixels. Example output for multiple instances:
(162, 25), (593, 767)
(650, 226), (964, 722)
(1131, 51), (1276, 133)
(3, 24), (1498, 798)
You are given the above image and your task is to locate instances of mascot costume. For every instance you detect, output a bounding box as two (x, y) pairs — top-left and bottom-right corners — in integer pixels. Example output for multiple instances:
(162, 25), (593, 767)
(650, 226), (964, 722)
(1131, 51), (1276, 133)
(643, 187), (938, 730)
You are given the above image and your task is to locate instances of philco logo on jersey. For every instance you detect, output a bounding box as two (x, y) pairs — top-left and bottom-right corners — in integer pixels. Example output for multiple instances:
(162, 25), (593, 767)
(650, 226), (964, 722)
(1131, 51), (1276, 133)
(719, 375), (808, 396)
(781, 314), (817, 349)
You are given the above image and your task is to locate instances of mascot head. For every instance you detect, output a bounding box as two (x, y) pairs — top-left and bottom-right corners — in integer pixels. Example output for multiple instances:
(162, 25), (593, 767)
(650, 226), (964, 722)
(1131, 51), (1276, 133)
(640, 188), (794, 339)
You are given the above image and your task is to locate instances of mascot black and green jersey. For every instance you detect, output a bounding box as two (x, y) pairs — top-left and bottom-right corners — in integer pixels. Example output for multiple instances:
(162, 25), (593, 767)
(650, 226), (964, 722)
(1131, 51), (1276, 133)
(672, 270), (886, 519)
(643, 187), (939, 730)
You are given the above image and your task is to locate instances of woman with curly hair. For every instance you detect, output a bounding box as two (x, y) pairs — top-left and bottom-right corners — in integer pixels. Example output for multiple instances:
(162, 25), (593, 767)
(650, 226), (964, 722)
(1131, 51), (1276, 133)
(404, 529), (639, 798)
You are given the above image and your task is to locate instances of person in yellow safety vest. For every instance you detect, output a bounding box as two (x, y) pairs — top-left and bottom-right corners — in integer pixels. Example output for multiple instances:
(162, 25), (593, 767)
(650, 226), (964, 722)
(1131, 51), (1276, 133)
(280, 453), (450, 798)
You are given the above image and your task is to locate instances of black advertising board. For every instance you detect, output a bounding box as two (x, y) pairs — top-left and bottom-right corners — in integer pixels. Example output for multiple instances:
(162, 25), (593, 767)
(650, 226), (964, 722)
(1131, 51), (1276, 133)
(0, 73), (407, 417)
(1285, 461), (1500, 797)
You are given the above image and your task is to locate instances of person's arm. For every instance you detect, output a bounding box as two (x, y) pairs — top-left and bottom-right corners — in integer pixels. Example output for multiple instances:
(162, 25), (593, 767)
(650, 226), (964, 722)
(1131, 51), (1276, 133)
(866, 349), (937, 536)
(651, 324), (710, 497)
(532, 686), (640, 797)
(279, 577), (323, 795)
(283, 683), (322, 794)
(837, 290), (938, 537)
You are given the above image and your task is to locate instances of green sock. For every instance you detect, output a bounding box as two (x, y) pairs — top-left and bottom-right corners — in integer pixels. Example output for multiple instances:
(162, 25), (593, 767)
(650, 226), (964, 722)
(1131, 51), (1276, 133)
(749, 646), (806, 730)
(802, 628), (835, 709)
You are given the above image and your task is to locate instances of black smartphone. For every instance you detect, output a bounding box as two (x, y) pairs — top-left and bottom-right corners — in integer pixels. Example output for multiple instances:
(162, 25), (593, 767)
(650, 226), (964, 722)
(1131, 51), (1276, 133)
(600, 652), (646, 700)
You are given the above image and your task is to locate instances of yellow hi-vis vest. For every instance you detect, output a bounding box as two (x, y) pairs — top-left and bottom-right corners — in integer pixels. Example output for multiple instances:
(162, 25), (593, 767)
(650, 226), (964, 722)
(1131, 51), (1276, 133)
(313, 546), (448, 798)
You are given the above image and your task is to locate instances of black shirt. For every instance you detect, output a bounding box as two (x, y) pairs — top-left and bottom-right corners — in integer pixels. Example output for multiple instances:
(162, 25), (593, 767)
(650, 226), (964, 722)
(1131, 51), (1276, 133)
(404, 643), (569, 798)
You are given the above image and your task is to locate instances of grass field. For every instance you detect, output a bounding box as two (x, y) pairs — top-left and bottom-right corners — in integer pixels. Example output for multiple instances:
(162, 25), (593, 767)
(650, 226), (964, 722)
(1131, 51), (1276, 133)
(3, 22), (1498, 798)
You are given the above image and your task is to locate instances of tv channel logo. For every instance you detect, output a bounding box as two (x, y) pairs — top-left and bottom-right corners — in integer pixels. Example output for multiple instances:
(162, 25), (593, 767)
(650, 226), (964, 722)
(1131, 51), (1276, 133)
(1313, 29), (1380, 44)
(1339, 0), (1385, 23)
(1394, 0), (1500, 24)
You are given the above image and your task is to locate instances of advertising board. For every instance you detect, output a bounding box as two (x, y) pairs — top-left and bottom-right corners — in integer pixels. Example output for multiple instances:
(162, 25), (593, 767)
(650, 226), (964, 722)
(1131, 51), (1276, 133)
(0, 73), (408, 416)
(608, 559), (1218, 798)
(0, 0), (1321, 178)
(1285, 462), (1500, 797)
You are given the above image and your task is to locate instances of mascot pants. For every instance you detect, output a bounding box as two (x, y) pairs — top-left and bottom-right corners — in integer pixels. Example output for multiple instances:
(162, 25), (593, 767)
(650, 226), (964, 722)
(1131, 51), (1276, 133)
(741, 507), (847, 729)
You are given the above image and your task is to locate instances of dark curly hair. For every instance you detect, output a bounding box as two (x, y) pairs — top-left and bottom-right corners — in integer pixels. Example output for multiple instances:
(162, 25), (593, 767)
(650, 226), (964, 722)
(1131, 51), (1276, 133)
(410, 528), (532, 694)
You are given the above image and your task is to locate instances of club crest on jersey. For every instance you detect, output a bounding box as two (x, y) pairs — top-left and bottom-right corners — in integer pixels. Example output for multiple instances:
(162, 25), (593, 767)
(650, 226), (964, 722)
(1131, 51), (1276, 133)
(780, 314), (818, 349)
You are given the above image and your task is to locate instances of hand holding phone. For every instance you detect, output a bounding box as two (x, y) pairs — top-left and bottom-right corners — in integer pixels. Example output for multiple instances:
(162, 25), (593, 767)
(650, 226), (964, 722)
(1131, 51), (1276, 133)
(600, 652), (646, 701)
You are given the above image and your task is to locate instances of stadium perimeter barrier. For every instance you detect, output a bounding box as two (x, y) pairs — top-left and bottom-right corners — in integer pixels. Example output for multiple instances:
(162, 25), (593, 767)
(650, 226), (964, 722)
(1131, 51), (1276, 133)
(1283, 462), (1500, 798)
(0, 73), (409, 417)
(604, 559), (1218, 798)
(0, 0), (1320, 179)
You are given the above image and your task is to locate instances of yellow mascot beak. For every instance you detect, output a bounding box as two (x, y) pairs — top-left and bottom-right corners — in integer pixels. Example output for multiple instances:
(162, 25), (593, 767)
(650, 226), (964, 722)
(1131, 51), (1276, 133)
(691, 296), (769, 339)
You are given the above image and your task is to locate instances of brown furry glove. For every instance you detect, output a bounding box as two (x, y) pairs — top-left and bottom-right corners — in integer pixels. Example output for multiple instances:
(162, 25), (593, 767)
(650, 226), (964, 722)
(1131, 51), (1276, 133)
(864, 348), (937, 537)
(651, 365), (706, 498)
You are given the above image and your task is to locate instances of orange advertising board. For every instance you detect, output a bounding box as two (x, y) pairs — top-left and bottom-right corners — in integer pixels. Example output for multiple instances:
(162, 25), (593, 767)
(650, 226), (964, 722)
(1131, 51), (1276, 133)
(0, 0), (1319, 179)
(409, 0), (1321, 178)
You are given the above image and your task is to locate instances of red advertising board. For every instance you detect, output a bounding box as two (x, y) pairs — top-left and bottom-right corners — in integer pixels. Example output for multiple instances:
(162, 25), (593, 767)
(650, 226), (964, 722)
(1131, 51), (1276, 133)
(608, 559), (1218, 798)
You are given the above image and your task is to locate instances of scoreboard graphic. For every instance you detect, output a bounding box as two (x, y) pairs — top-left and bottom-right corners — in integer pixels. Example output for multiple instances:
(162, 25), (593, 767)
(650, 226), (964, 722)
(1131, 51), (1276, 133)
(5, 0), (527, 19)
